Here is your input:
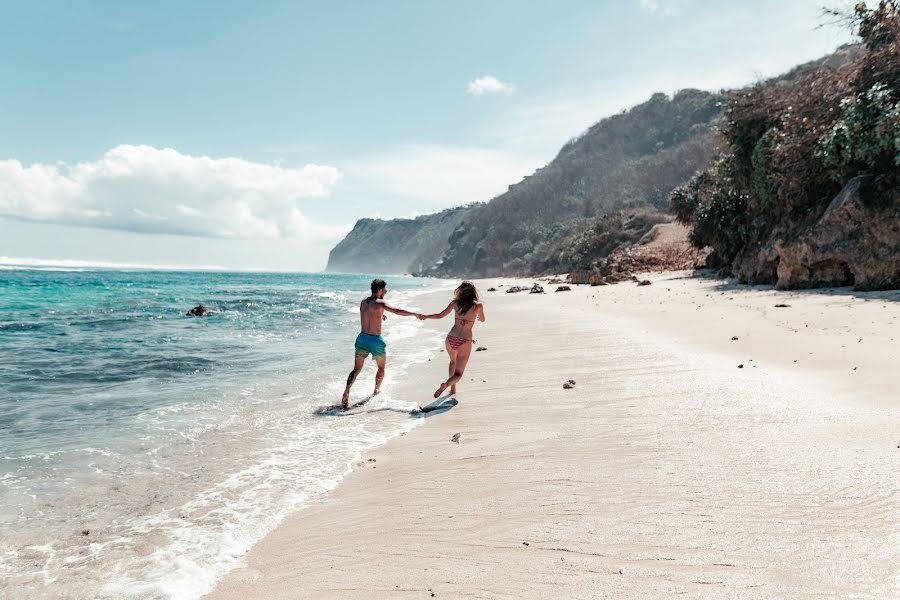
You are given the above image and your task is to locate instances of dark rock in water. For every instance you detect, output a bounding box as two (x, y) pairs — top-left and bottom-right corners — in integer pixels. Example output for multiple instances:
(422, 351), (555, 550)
(530, 284), (544, 294)
(488, 287), (497, 292)
(451, 433), (461, 443)
(506, 286), (524, 294)
(186, 304), (211, 316)
(637, 280), (652, 286)
(475, 346), (487, 352)
(555, 285), (572, 292)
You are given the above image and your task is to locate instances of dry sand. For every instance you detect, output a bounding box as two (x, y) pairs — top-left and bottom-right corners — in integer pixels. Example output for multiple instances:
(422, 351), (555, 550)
(204, 273), (900, 599)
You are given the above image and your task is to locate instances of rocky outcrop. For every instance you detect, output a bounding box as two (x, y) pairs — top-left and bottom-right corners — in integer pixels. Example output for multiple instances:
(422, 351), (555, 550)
(734, 177), (900, 291)
(186, 305), (211, 316)
(326, 205), (478, 275)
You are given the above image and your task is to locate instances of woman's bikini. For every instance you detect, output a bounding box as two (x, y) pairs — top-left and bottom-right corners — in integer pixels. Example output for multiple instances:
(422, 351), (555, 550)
(447, 307), (476, 351)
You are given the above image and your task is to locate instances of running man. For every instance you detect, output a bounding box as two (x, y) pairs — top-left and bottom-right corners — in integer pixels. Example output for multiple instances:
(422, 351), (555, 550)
(341, 279), (421, 409)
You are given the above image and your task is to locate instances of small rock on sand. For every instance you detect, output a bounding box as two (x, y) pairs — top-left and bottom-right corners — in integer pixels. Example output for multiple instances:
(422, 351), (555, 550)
(731, 336), (739, 341)
(738, 364), (744, 368)
(81, 529), (90, 536)
(451, 433), (461, 443)
(488, 287), (497, 292)
(774, 303), (791, 308)
(563, 382), (575, 389)
(637, 280), (652, 286)
(506, 286), (524, 294)
(555, 285), (572, 292)
(530, 284), (544, 294)
(475, 346), (487, 352)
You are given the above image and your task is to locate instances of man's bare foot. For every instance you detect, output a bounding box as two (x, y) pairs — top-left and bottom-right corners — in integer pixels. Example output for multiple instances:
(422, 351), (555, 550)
(434, 382), (448, 398)
(450, 385), (457, 396)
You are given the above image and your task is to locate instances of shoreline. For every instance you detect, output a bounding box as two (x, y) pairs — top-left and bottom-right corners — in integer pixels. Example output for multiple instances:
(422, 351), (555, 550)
(204, 273), (900, 599)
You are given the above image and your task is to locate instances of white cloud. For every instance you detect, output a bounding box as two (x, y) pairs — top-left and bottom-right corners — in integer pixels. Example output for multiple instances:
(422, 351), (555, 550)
(346, 145), (542, 208)
(639, 0), (686, 16)
(0, 145), (344, 240)
(466, 75), (516, 96)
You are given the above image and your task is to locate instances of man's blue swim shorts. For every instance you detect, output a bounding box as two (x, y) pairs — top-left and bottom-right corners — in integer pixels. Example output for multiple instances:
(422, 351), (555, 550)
(354, 332), (386, 359)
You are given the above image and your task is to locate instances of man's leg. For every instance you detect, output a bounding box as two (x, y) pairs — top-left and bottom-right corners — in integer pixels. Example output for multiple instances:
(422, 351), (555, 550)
(342, 355), (366, 408)
(373, 355), (386, 395)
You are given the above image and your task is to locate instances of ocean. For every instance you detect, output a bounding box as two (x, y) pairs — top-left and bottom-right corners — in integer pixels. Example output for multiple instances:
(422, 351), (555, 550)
(0, 267), (448, 599)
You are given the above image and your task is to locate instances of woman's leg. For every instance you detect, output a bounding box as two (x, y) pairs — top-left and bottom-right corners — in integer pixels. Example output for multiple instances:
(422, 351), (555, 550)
(434, 337), (457, 398)
(434, 342), (472, 398)
(447, 344), (458, 395)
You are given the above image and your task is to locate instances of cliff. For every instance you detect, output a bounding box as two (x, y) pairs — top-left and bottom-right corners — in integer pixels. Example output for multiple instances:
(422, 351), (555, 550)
(325, 205), (478, 275)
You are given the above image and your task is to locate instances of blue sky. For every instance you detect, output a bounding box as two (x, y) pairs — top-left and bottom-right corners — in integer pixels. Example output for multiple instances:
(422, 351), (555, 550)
(0, 1), (854, 271)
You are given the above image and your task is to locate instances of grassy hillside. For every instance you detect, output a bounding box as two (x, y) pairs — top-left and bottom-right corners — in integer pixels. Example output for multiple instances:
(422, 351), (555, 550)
(427, 89), (723, 277)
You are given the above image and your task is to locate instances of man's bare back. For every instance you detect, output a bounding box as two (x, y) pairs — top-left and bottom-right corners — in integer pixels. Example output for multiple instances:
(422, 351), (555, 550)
(341, 279), (421, 408)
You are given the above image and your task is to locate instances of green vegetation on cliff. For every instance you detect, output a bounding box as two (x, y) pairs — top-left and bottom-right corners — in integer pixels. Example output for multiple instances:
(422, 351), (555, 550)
(429, 89), (723, 277)
(671, 2), (899, 290)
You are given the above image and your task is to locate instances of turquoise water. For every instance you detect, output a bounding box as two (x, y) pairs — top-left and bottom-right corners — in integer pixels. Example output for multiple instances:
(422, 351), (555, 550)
(0, 268), (446, 599)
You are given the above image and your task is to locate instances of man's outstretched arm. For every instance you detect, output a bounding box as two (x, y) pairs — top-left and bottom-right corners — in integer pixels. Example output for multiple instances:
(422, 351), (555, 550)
(379, 301), (419, 317)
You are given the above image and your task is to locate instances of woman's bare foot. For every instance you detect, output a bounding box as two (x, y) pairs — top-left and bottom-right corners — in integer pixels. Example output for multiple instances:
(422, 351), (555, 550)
(433, 382), (448, 398)
(341, 392), (350, 410)
(373, 387), (381, 396)
(450, 385), (457, 396)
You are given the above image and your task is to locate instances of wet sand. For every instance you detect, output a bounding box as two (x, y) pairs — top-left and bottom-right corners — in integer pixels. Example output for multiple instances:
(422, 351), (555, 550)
(204, 273), (900, 599)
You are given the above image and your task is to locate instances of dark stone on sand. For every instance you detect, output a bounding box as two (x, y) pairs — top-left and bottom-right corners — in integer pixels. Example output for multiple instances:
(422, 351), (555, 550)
(530, 284), (544, 294)
(555, 285), (572, 292)
(567, 379), (576, 385)
(475, 346), (487, 352)
(637, 279), (652, 286)
(563, 382), (575, 389)
(488, 287), (497, 291)
(731, 336), (739, 341)
(548, 278), (564, 284)
(737, 364), (744, 368)
(451, 433), (461, 443)
(522, 542), (530, 546)
(506, 285), (525, 294)
(186, 304), (211, 316)
(367, 458), (376, 462)
(774, 303), (791, 308)
(81, 529), (90, 536)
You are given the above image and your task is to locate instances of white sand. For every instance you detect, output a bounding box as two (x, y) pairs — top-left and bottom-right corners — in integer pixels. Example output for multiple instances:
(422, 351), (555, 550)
(205, 273), (900, 599)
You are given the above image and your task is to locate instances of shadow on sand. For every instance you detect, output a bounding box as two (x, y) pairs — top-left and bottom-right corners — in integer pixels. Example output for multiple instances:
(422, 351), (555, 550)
(411, 397), (459, 418)
(664, 270), (899, 303)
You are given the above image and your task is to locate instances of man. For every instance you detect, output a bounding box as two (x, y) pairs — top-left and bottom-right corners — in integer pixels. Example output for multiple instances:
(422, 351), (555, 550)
(341, 279), (420, 409)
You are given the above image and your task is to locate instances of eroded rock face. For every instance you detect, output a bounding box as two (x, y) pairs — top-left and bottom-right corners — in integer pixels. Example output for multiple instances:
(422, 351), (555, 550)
(734, 178), (900, 290)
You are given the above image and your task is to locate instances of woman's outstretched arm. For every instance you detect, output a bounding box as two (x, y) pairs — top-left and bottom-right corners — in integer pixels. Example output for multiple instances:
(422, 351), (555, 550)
(418, 301), (455, 320)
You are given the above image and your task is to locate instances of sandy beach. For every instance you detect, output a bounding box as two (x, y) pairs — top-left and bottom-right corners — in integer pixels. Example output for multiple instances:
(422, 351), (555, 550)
(205, 273), (900, 599)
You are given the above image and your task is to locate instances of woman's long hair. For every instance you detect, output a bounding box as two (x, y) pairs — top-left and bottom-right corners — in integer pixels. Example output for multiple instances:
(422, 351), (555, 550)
(455, 281), (478, 314)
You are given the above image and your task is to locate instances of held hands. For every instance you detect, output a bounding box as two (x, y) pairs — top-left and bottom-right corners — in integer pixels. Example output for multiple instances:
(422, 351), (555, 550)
(416, 313), (427, 320)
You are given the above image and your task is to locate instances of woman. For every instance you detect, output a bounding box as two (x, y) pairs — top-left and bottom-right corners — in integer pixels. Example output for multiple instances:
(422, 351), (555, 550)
(418, 281), (486, 398)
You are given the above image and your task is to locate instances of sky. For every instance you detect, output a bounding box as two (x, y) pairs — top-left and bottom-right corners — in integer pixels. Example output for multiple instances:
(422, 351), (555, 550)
(0, 0), (855, 271)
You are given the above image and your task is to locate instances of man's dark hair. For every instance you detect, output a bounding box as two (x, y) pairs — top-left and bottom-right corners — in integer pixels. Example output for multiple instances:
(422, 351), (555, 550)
(371, 279), (387, 294)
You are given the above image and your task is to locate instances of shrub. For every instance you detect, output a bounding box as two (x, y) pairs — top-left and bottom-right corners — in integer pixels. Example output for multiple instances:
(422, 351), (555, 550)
(817, 82), (900, 176)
